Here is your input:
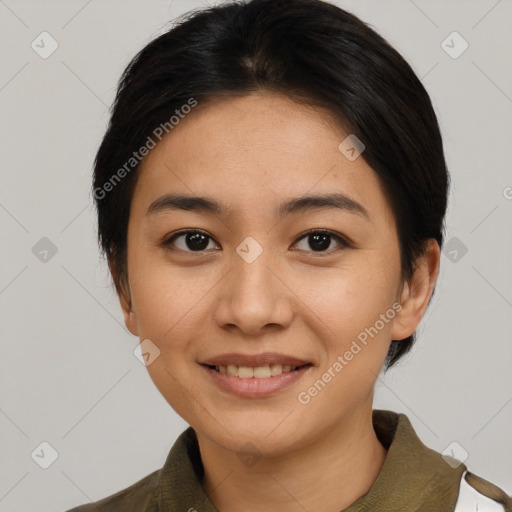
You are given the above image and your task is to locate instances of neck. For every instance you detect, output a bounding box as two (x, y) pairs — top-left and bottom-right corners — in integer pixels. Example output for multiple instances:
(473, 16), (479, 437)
(197, 405), (387, 512)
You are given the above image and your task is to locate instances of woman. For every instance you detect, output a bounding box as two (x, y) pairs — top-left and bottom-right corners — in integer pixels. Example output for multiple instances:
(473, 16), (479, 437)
(67, 0), (511, 510)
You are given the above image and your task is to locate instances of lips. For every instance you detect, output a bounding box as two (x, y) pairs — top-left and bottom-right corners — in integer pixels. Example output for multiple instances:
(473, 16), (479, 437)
(200, 360), (313, 398)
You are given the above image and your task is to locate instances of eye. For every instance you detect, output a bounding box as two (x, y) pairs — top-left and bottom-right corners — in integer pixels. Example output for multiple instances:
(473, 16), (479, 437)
(162, 228), (351, 254)
(163, 229), (220, 252)
(293, 229), (351, 253)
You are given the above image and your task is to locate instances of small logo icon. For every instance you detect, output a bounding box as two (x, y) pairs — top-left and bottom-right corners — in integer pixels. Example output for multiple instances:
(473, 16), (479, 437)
(32, 237), (58, 263)
(338, 134), (365, 161)
(441, 31), (469, 59)
(442, 237), (468, 263)
(237, 442), (262, 468)
(236, 236), (263, 263)
(31, 31), (59, 59)
(133, 338), (161, 366)
(441, 441), (468, 468)
(31, 441), (59, 469)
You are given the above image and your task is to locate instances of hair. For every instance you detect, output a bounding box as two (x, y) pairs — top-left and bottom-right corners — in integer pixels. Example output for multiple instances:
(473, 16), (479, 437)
(93, 0), (449, 370)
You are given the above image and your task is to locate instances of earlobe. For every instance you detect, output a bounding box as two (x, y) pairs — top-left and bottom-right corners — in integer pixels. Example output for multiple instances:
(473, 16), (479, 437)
(391, 239), (441, 341)
(118, 287), (139, 337)
(108, 257), (140, 337)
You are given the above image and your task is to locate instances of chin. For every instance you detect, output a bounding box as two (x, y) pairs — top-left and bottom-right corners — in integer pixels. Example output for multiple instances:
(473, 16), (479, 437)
(196, 414), (302, 454)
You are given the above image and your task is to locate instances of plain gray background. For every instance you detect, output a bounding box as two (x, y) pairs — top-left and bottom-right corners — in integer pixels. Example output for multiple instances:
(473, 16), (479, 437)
(1, 1), (511, 511)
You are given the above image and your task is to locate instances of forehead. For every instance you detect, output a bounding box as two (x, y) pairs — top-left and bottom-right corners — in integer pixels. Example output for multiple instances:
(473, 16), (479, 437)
(134, 92), (392, 223)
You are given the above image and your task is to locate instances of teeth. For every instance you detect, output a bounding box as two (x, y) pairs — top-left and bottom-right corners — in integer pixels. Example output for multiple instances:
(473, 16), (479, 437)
(253, 365), (271, 378)
(227, 364), (238, 377)
(270, 363), (282, 376)
(238, 366), (254, 378)
(215, 364), (301, 378)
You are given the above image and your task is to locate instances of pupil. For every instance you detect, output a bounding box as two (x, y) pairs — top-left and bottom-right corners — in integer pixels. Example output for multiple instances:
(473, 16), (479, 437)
(310, 233), (330, 251)
(187, 232), (209, 251)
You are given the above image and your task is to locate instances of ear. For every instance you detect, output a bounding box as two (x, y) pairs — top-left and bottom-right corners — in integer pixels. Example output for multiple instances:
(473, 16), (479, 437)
(108, 256), (139, 337)
(391, 239), (441, 341)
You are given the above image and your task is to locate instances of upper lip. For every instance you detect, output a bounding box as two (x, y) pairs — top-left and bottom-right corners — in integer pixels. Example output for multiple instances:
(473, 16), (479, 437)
(200, 352), (311, 367)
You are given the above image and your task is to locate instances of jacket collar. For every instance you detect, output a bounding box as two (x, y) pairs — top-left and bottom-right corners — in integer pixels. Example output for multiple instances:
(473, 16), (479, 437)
(156, 409), (466, 511)
(342, 410), (466, 511)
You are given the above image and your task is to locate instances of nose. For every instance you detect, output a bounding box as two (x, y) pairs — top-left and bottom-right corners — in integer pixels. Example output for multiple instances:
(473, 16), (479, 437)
(213, 241), (294, 336)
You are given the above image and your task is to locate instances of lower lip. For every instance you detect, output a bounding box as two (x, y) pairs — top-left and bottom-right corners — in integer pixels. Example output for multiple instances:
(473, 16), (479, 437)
(200, 364), (312, 398)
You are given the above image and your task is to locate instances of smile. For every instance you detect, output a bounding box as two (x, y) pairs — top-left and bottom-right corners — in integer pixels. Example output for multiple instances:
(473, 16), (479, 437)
(200, 361), (313, 398)
(208, 363), (307, 378)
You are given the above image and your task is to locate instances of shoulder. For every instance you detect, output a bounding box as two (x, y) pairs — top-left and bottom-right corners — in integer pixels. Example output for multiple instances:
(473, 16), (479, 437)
(65, 468), (161, 512)
(454, 470), (512, 512)
(64, 427), (202, 512)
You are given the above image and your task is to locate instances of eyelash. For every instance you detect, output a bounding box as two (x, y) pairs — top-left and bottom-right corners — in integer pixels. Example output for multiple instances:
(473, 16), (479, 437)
(161, 228), (353, 255)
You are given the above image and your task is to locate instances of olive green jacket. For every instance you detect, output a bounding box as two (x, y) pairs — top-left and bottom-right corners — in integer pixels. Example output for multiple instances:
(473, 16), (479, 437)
(66, 409), (511, 511)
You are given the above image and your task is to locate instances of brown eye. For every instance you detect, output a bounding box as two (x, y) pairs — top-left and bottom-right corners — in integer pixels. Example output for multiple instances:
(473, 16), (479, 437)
(293, 230), (351, 253)
(163, 230), (219, 252)
(162, 229), (351, 254)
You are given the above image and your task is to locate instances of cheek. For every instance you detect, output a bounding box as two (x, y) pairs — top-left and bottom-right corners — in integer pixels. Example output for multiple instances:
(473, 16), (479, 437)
(130, 261), (210, 346)
(293, 268), (397, 416)
(128, 260), (212, 423)
(295, 257), (400, 341)
(126, 238), (189, 333)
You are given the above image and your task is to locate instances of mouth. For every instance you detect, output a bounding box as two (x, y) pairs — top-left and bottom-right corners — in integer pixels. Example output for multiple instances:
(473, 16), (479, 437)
(198, 353), (314, 398)
(204, 363), (312, 379)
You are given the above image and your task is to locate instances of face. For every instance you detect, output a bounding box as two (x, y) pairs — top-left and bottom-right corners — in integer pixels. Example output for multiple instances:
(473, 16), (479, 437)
(119, 92), (425, 457)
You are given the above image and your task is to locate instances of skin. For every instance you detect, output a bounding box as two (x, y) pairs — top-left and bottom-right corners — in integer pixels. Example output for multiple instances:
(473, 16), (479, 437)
(114, 91), (440, 512)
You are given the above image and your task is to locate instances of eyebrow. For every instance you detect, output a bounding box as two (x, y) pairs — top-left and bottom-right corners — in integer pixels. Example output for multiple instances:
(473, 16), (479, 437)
(146, 192), (370, 220)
